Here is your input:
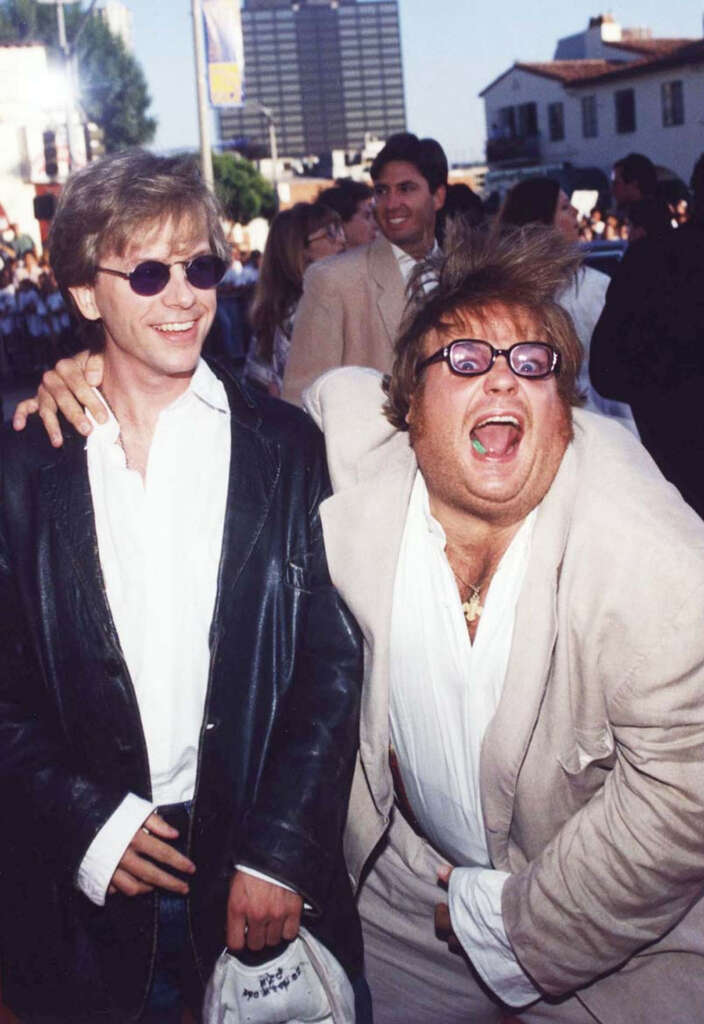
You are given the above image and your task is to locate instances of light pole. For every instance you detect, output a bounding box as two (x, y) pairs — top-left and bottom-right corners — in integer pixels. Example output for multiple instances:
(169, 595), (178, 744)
(37, 0), (100, 170)
(191, 0), (214, 188)
(244, 100), (279, 200)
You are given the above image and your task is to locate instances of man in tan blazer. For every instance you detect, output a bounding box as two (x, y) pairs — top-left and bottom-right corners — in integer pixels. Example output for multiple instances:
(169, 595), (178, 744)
(307, 224), (704, 1023)
(281, 133), (447, 405)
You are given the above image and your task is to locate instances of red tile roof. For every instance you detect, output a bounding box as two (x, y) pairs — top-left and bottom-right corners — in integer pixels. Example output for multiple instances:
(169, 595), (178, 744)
(480, 37), (703, 96)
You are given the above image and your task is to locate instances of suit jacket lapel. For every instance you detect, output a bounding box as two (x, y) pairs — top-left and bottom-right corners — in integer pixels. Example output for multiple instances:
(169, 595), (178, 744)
(369, 235), (406, 347)
(321, 432), (416, 809)
(480, 443), (578, 870)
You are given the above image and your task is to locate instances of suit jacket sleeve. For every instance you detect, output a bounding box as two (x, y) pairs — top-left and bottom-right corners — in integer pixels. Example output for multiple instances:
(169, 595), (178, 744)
(502, 575), (704, 996)
(236, 426), (363, 911)
(282, 262), (345, 406)
(0, 438), (125, 883)
(589, 241), (673, 403)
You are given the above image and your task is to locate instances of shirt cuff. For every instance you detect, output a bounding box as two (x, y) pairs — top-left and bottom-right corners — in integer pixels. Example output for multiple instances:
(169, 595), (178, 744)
(76, 794), (155, 906)
(448, 866), (541, 1008)
(235, 864), (312, 911)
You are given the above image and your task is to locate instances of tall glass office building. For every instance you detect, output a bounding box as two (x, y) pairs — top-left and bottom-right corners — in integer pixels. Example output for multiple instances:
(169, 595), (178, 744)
(218, 0), (406, 158)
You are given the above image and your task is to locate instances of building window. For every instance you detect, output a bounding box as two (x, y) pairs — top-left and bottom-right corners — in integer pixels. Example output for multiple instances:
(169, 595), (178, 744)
(614, 89), (636, 133)
(662, 80), (684, 126)
(497, 105), (516, 138)
(581, 95), (597, 138)
(547, 102), (564, 141)
(517, 102), (537, 137)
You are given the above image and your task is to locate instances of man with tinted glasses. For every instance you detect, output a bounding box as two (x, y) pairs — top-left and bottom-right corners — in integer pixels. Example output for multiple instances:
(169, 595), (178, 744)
(306, 223), (704, 1022)
(0, 150), (363, 1022)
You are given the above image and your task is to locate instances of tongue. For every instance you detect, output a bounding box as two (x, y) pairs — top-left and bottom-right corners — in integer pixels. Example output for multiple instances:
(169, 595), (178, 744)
(472, 423), (520, 456)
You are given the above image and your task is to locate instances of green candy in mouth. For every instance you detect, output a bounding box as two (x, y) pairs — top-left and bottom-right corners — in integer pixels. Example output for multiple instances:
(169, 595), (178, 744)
(472, 437), (487, 455)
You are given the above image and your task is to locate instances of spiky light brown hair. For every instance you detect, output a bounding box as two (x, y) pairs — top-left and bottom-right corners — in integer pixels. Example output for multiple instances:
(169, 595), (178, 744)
(383, 221), (585, 430)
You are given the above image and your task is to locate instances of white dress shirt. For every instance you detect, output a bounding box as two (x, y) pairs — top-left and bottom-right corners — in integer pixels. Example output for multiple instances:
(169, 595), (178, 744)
(390, 472), (540, 1006)
(391, 240), (441, 293)
(77, 359), (231, 905)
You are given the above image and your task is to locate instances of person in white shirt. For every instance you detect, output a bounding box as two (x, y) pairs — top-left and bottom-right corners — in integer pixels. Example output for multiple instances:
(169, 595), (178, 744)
(1, 149), (364, 1023)
(306, 222), (704, 1023)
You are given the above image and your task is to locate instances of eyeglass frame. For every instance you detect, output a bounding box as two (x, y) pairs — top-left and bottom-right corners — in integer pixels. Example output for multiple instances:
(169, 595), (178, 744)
(305, 222), (345, 246)
(95, 253), (227, 297)
(415, 338), (562, 380)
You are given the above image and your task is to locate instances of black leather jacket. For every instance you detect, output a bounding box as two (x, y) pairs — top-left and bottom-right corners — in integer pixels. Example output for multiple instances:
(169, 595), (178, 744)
(0, 371), (363, 1019)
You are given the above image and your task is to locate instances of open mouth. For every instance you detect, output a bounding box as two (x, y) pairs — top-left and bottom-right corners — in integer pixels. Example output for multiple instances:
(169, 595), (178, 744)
(470, 414), (522, 458)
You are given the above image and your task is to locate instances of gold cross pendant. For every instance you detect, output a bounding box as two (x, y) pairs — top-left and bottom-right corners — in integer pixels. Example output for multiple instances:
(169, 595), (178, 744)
(462, 591), (483, 623)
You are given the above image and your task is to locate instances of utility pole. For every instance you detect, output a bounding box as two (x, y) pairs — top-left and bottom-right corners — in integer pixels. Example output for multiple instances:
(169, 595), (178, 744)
(191, 0), (214, 188)
(37, 0), (100, 170)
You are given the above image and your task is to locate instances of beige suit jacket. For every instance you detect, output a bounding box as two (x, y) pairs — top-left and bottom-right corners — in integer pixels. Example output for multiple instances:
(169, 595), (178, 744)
(307, 367), (704, 1020)
(282, 234), (405, 405)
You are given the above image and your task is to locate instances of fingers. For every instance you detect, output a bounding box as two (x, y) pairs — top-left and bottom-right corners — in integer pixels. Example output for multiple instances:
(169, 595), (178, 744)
(142, 811), (180, 839)
(108, 814), (196, 898)
(226, 873), (303, 952)
(131, 827), (196, 878)
(434, 901), (463, 956)
(118, 846), (191, 894)
(111, 866), (154, 897)
(12, 397), (39, 433)
(437, 864), (453, 886)
(38, 368), (91, 439)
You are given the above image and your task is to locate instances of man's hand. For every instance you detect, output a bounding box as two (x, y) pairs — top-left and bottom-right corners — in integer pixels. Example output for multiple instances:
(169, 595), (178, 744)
(12, 350), (106, 447)
(108, 811), (196, 897)
(227, 871), (303, 952)
(435, 864), (463, 955)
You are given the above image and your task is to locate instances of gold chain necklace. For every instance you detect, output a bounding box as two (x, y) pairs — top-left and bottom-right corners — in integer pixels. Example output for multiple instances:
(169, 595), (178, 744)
(449, 564), (484, 624)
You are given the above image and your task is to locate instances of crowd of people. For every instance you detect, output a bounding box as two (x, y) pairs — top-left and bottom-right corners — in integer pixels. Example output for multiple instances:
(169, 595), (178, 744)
(3, 134), (704, 1024)
(0, 243), (72, 380)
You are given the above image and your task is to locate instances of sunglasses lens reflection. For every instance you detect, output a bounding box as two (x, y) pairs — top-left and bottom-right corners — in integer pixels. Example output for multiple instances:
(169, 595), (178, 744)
(128, 255), (227, 296)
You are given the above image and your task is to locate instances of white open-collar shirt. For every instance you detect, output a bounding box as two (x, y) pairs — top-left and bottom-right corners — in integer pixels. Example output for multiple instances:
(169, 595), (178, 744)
(77, 359), (230, 905)
(390, 472), (540, 1006)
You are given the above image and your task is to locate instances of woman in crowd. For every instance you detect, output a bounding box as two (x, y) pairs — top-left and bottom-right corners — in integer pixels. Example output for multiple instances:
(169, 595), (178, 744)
(499, 176), (637, 434)
(317, 180), (377, 248)
(245, 201), (345, 396)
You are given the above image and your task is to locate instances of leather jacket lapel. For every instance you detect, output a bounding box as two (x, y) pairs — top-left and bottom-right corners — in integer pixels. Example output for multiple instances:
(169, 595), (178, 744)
(40, 438), (118, 646)
(212, 413), (281, 626)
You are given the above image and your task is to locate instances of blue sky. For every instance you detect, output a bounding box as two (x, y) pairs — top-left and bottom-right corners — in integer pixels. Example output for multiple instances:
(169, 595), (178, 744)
(124, 0), (702, 164)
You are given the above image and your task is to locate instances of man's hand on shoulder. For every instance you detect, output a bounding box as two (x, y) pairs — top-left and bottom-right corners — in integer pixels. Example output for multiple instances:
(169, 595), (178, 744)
(108, 811), (196, 897)
(12, 350), (107, 447)
(227, 870), (303, 952)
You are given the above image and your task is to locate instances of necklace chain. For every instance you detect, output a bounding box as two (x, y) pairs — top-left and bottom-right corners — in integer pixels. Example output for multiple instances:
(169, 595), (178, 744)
(447, 554), (484, 624)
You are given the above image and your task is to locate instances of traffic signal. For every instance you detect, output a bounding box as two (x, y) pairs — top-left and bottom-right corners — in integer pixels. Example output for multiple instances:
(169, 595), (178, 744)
(43, 129), (58, 179)
(84, 122), (105, 162)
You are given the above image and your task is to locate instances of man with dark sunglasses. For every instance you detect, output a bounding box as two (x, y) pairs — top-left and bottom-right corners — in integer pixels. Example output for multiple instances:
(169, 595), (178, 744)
(305, 223), (704, 1023)
(0, 150), (364, 1022)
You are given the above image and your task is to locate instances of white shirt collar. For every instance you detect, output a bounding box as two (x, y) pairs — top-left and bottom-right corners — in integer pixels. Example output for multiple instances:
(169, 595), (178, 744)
(86, 357), (228, 448)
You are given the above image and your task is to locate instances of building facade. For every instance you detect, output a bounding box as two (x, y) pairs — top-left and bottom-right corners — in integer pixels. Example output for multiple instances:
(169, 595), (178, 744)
(480, 15), (704, 188)
(218, 0), (406, 159)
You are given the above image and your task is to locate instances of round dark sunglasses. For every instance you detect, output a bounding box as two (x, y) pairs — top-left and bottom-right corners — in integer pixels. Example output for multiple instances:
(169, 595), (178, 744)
(95, 254), (228, 297)
(416, 339), (561, 380)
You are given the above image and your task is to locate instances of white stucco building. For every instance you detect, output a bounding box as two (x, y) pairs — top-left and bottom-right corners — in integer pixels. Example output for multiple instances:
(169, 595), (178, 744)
(480, 15), (704, 189)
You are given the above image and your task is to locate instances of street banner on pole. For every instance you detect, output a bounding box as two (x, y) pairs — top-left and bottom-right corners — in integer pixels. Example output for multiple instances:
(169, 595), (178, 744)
(202, 0), (243, 106)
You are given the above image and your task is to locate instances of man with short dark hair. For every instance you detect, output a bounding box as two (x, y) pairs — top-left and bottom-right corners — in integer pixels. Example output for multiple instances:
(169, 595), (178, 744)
(611, 152), (657, 211)
(281, 132), (448, 404)
(0, 149), (363, 1022)
(308, 223), (704, 1022)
